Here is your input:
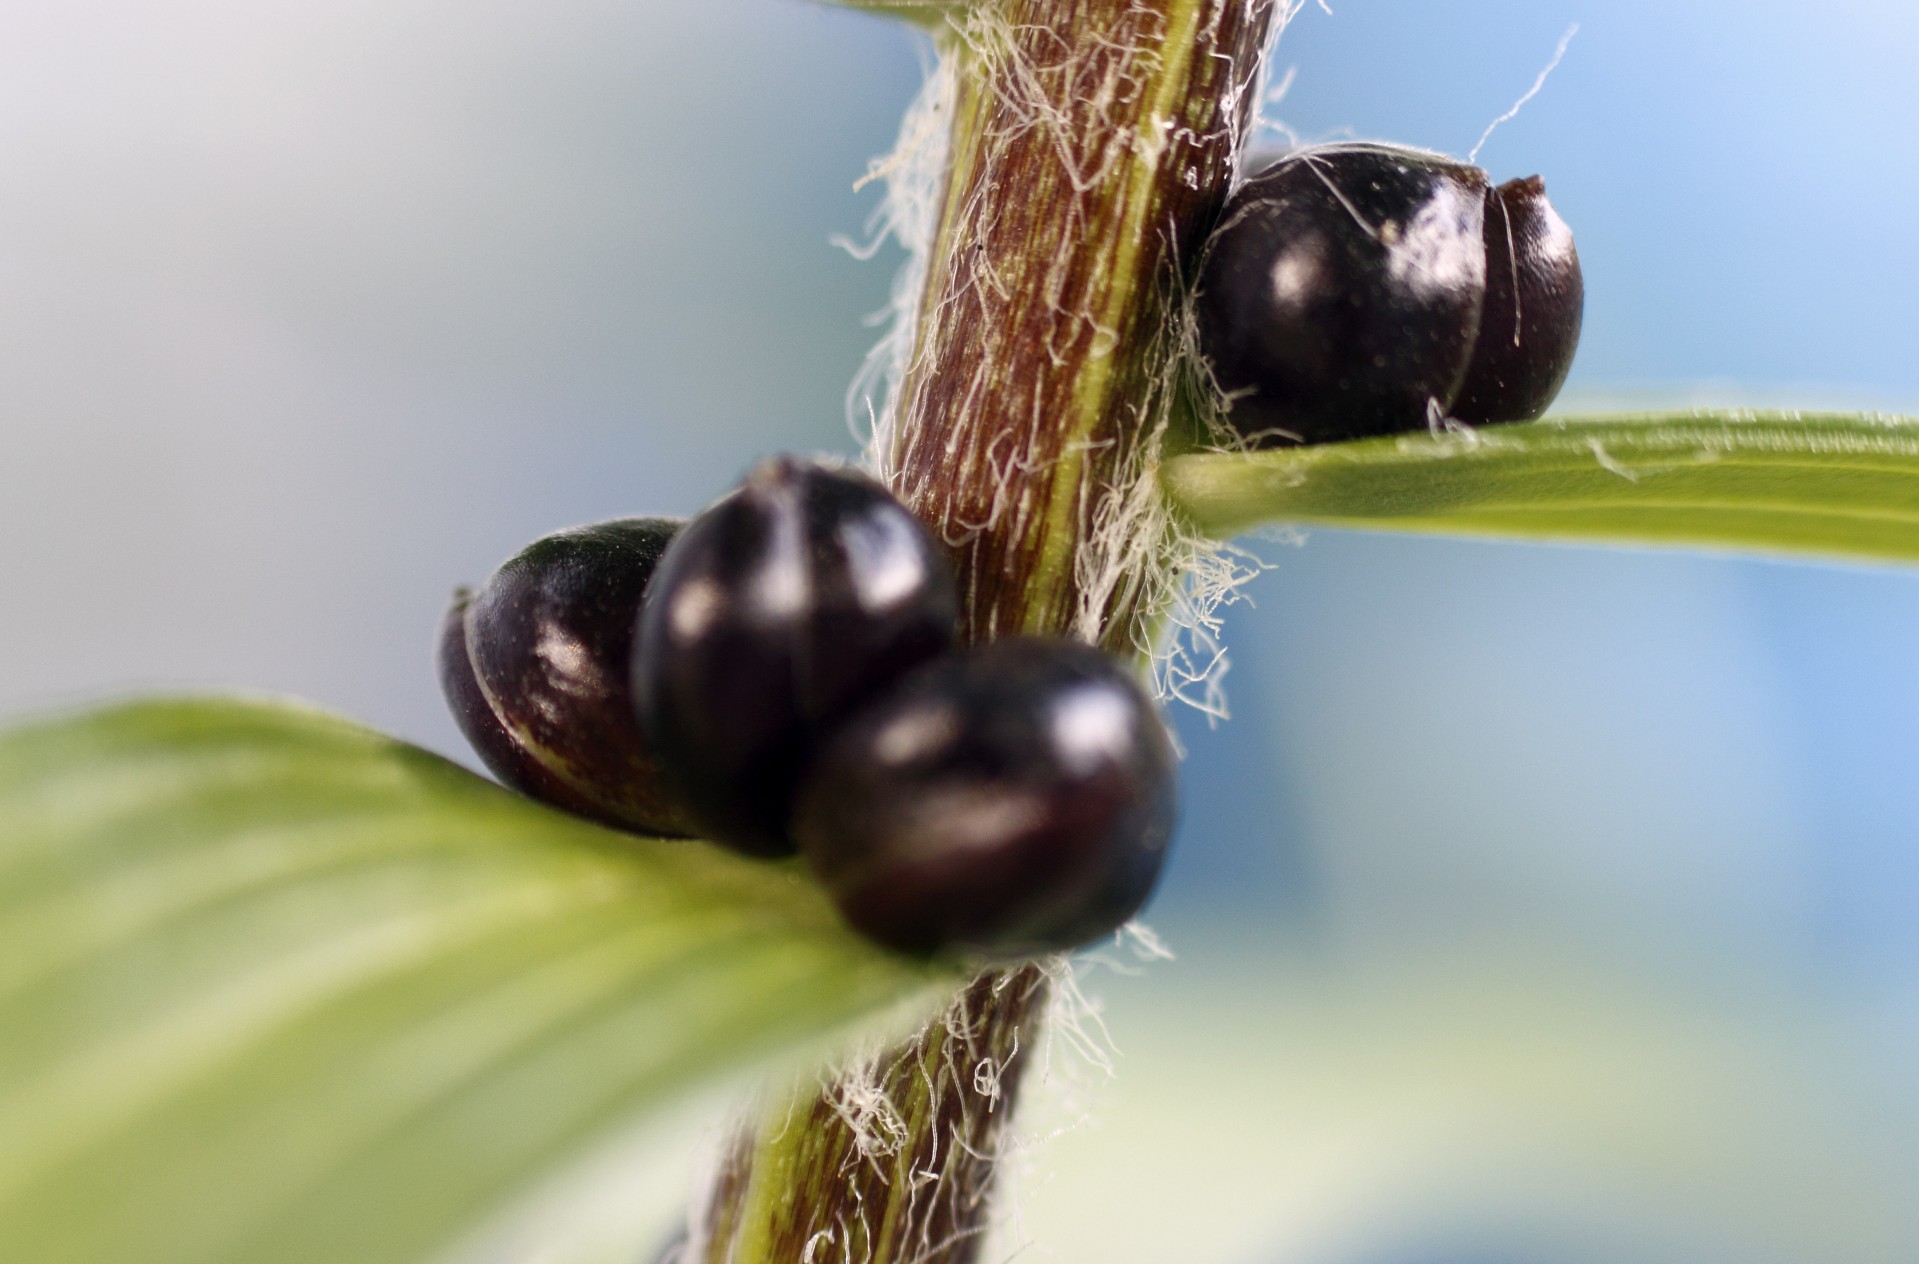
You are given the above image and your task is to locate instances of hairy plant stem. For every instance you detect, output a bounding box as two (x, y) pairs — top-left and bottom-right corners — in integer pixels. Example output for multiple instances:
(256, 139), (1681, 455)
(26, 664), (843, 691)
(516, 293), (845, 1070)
(689, 3), (1272, 1260)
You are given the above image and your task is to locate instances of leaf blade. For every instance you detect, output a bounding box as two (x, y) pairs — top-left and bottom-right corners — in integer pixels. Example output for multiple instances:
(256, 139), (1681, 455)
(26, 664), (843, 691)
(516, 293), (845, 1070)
(0, 697), (951, 1264)
(1163, 411), (1919, 566)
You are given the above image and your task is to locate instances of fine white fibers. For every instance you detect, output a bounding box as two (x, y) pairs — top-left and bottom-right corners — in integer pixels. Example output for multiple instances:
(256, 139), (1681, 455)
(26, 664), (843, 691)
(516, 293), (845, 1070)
(676, 949), (1159, 1264)
(1469, 23), (1579, 165)
(848, 49), (956, 481)
(1070, 0), (1275, 675)
(850, 4), (1283, 720)
(796, 10), (1289, 1253)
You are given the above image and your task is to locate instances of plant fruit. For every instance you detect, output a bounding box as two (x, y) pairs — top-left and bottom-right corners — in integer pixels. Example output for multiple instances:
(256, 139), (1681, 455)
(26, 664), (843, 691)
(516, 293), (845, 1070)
(792, 636), (1177, 958)
(633, 456), (960, 857)
(1450, 174), (1584, 423)
(1194, 142), (1582, 446)
(439, 517), (694, 836)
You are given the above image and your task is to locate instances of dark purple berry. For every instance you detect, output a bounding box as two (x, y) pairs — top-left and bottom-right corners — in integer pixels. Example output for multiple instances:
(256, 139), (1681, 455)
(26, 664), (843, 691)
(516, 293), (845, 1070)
(1196, 143), (1490, 446)
(1451, 174), (1584, 423)
(633, 456), (961, 858)
(439, 517), (695, 836)
(792, 637), (1177, 959)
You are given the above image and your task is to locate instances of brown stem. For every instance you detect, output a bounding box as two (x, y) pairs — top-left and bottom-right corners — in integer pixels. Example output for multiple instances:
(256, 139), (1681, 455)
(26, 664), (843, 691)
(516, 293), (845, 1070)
(690, 3), (1274, 1260)
(886, 0), (1273, 654)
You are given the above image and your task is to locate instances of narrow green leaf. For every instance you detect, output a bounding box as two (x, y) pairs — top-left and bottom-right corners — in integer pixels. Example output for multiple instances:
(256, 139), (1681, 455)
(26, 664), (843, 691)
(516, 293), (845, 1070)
(824, 0), (965, 25)
(0, 697), (952, 1264)
(1163, 411), (1919, 566)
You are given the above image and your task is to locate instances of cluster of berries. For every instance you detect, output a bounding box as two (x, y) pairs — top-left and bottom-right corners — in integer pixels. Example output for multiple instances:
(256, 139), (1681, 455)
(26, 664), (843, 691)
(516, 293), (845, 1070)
(1195, 142), (1583, 447)
(440, 457), (1176, 960)
(437, 141), (1580, 959)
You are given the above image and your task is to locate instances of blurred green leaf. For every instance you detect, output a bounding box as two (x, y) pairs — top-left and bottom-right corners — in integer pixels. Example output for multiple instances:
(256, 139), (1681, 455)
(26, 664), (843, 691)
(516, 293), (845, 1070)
(825, 0), (966, 26)
(0, 697), (951, 1264)
(1164, 411), (1919, 566)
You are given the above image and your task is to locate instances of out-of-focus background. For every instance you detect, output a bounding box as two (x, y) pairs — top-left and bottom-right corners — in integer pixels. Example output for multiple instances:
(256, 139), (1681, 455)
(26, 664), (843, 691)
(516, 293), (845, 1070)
(4, 2), (1919, 1260)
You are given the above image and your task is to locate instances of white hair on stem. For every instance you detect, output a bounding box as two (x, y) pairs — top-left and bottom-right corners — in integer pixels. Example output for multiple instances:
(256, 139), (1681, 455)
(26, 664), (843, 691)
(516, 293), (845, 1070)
(794, 7), (1296, 1256)
(852, 3), (1290, 726)
(848, 44), (956, 476)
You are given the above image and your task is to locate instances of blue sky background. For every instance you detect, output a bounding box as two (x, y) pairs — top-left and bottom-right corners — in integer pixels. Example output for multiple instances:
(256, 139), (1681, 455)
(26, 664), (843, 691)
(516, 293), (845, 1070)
(3, 2), (1919, 1259)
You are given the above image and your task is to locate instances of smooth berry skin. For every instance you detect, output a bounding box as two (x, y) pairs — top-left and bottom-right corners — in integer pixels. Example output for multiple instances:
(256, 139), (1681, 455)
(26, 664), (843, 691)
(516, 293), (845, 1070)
(439, 517), (695, 837)
(1196, 143), (1489, 446)
(1451, 174), (1585, 424)
(792, 637), (1177, 959)
(634, 457), (961, 858)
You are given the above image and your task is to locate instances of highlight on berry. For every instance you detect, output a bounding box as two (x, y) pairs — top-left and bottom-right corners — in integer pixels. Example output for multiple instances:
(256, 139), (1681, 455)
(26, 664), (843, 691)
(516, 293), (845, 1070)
(438, 517), (693, 838)
(632, 456), (963, 859)
(1193, 141), (1583, 448)
(439, 456), (1179, 961)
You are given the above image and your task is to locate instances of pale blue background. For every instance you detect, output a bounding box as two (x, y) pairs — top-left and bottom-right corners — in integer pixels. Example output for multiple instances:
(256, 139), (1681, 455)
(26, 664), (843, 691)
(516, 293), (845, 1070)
(3, 2), (1918, 1260)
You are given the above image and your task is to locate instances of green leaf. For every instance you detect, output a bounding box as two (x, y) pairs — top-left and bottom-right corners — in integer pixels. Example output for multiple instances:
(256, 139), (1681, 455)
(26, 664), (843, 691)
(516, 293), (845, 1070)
(0, 697), (952, 1264)
(825, 0), (964, 24)
(1163, 411), (1919, 566)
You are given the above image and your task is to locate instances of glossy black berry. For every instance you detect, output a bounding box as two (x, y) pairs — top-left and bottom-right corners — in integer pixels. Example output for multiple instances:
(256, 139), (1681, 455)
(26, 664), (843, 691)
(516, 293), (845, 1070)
(439, 517), (695, 837)
(792, 637), (1177, 959)
(1450, 174), (1584, 423)
(1194, 143), (1583, 446)
(633, 456), (961, 857)
(1195, 143), (1490, 446)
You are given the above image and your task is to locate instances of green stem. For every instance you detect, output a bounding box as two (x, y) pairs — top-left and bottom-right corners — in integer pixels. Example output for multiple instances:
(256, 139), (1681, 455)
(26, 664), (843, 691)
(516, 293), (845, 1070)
(692, 3), (1274, 1259)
